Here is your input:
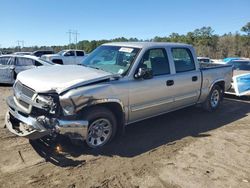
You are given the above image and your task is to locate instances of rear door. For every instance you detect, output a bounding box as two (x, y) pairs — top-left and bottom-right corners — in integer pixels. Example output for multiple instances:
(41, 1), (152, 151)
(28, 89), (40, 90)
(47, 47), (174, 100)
(0, 56), (14, 83)
(169, 47), (201, 107)
(75, 51), (85, 64)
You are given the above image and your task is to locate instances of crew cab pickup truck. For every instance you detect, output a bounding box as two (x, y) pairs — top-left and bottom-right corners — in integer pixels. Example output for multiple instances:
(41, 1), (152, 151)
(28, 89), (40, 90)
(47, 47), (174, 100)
(5, 42), (232, 148)
(41, 49), (85, 65)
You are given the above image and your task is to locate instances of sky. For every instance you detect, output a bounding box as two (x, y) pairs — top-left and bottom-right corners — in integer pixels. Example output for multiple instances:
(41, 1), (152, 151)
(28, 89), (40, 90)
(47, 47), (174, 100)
(0, 0), (249, 48)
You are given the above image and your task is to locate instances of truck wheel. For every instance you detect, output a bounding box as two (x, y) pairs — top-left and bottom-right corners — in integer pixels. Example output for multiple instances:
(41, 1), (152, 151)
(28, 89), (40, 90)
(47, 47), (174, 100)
(83, 106), (117, 148)
(203, 85), (223, 112)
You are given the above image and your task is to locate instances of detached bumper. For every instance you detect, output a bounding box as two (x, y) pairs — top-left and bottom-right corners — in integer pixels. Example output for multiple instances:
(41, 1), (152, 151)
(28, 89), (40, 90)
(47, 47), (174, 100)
(5, 96), (89, 140)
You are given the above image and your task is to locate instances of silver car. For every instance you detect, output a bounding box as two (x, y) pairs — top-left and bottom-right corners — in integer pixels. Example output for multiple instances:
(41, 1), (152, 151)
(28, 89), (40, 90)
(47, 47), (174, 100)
(0, 55), (54, 84)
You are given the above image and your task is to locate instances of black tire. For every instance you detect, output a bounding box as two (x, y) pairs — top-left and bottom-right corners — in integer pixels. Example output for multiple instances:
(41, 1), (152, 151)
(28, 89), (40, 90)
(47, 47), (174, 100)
(52, 59), (63, 65)
(203, 85), (223, 112)
(82, 106), (117, 148)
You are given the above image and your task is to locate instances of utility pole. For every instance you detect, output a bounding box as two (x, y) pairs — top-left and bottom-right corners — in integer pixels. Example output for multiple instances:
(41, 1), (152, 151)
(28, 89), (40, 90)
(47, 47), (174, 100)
(67, 30), (72, 49)
(16, 40), (24, 51)
(73, 30), (80, 49)
(67, 30), (80, 49)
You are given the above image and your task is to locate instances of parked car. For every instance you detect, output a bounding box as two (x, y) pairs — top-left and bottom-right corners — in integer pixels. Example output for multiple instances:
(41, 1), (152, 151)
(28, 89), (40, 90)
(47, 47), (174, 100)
(197, 57), (211, 63)
(229, 59), (250, 71)
(41, 49), (85, 65)
(0, 55), (54, 84)
(13, 52), (32, 55)
(5, 42), (232, 148)
(223, 57), (242, 64)
(32, 50), (54, 57)
(225, 59), (250, 96)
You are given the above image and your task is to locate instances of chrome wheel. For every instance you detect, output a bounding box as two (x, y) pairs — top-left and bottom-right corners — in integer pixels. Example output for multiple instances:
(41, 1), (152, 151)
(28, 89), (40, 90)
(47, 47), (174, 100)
(210, 89), (220, 108)
(86, 118), (112, 148)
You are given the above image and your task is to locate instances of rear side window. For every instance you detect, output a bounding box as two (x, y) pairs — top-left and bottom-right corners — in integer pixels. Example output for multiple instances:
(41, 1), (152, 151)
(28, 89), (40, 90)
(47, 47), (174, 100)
(0, 57), (10, 65)
(140, 48), (170, 76)
(16, 57), (34, 66)
(34, 61), (42, 66)
(76, 51), (85, 56)
(172, 48), (195, 73)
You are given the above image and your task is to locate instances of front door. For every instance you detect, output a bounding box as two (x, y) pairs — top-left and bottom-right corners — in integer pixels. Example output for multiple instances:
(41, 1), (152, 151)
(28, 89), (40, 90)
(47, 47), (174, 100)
(129, 48), (176, 123)
(64, 50), (76, 65)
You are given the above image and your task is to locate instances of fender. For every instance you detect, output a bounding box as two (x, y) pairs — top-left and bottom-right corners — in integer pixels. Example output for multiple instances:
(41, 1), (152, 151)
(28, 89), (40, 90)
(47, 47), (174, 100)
(209, 79), (225, 92)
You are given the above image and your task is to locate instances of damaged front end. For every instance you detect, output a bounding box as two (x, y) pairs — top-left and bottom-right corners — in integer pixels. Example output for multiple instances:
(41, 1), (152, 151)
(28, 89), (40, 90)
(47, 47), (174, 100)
(5, 81), (88, 140)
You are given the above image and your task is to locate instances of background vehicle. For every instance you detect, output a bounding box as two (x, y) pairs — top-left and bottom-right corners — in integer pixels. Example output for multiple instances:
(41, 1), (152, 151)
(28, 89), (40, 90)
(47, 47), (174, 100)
(5, 42), (232, 148)
(32, 50), (54, 57)
(197, 57), (211, 63)
(13, 52), (32, 55)
(223, 57), (242, 64)
(227, 59), (250, 71)
(0, 55), (54, 84)
(225, 59), (250, 96)
(41, 49), (85, 65)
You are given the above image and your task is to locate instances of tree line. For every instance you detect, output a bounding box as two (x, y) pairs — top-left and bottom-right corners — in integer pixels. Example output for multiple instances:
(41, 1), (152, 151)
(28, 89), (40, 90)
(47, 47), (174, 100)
(2, 22), (250, 59)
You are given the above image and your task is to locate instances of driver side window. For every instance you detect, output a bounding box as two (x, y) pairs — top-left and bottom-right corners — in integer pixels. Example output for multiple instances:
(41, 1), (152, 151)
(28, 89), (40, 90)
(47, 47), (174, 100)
(140, 48), (170, 76)
(64, 51), (75, 56)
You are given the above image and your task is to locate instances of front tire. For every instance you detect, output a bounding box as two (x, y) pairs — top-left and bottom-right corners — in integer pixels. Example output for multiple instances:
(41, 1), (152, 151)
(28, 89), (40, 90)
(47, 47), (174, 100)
(83, 106), (117, 148)
(203, 85), (223, 112)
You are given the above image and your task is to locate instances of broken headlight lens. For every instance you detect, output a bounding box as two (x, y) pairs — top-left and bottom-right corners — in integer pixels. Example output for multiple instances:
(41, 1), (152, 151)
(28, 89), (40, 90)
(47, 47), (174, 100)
(36, 95), (54, 107)
(35, 94), (57, 114)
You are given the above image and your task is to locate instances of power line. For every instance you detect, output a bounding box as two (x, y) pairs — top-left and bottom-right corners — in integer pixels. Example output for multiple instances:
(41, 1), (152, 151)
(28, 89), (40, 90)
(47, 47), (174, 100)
(66, 30), (72, 49)
(67, 29), (80, 49)
(16, 40), (24, 51)
(73, 30), (80, 49)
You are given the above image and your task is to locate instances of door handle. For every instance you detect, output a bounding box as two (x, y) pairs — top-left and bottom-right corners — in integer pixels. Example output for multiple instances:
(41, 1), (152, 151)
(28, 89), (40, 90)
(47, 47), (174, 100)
(192, 76), (198, 82)
(166, 80), (174, 86)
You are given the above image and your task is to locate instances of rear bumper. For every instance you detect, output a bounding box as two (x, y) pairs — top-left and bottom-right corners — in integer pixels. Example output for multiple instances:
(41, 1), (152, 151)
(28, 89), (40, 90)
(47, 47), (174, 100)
(5, 96), (89, 140)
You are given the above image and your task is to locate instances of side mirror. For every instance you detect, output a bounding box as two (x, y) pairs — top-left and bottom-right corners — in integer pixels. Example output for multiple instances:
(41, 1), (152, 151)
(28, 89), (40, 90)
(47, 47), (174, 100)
(134, 68), (153, 79)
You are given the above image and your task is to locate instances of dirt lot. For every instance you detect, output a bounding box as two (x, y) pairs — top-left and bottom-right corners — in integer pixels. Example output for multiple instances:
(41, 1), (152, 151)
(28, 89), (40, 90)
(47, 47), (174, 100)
(0, 85), (250, 188)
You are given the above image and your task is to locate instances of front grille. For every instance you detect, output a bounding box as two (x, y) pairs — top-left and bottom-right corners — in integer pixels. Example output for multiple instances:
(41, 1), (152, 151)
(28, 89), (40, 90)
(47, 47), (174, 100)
(14, 81), (36, 111)
(14, 81), (35, 99)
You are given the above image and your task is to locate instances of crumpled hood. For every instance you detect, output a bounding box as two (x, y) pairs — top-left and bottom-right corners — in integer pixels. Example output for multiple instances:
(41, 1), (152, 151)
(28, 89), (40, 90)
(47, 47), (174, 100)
(17, 65), (112, 93)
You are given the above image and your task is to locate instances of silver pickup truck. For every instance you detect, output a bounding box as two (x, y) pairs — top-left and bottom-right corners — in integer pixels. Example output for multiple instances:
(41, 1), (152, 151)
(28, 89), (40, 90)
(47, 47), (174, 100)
(5, 42), (232, 148)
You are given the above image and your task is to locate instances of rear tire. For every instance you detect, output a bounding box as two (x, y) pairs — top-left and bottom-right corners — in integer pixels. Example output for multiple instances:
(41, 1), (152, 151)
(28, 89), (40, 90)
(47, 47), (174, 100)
(203, 85), (223, 112)
(82, 106), (117, 148)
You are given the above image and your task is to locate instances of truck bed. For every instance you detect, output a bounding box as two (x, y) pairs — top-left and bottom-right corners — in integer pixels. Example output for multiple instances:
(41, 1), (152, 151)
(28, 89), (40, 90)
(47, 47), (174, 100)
(199, 62), (232, 70)
(198, 62), (233, 103)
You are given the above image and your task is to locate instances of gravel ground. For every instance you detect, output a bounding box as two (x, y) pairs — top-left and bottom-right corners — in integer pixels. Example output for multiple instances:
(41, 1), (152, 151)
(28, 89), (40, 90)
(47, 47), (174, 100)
(0, 85), (250, 188)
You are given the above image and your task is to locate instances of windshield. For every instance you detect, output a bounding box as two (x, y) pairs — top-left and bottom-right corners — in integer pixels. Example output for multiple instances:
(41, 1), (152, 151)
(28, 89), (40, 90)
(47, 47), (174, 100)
(38, 58), (55, 65)
(82, 45), (140, 75)
(58, 50), (67, 56)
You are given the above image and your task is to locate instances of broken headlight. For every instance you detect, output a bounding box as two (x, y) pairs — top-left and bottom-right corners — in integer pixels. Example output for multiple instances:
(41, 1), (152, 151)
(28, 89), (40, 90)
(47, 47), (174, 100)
(35, 94), (57, 113)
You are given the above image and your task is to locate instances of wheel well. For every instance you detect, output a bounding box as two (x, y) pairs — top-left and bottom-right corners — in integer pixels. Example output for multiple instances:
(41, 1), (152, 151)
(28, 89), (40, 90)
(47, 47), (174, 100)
(82, 102), (125, 135)
(52, 59), (63, 64)
(215, 81), (225, 92)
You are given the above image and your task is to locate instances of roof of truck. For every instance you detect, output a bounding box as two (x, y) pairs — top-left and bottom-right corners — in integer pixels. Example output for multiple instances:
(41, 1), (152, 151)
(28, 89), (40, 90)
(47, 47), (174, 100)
(103, 42), (192, 48)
